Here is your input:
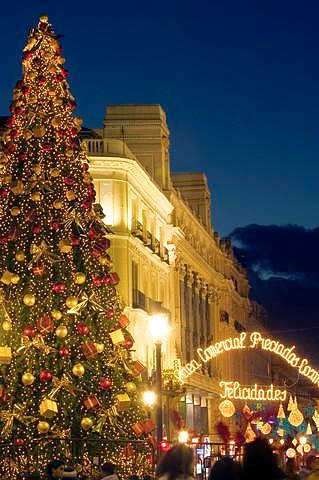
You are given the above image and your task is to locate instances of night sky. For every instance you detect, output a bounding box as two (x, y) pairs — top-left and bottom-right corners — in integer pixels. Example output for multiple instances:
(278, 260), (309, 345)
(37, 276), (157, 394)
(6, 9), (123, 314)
(1, 2), (319, 358)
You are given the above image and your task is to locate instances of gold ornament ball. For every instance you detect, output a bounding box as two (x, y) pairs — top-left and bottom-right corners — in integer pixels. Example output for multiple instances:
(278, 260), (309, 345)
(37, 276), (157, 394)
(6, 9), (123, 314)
(40, 15), (49, 23)
(22, 372), (35, 386)
(65, 296), (78, 309)
(31, 191), (41, 202)
(2, 320), (12, 331)
(11, 274), (20, 285)
(125, 382), (137, 393)
(37, 421), (50, 434)
(72, 363), (85, 377)
(33, 164), (41, 175)
(23, 293), (36, 306)
(98, 256), (109, 266)
(74, 272), (86, 285)
(55, 325), (68, 338)
(53, 199), (63, 209)
(10, 207), (20, 216)
(15, 251), (25, 262)
(50, 168), (60, 178)
(51, 310), (62, 320)
(81, 417), (93, 431)
(95, 343), (105, 353)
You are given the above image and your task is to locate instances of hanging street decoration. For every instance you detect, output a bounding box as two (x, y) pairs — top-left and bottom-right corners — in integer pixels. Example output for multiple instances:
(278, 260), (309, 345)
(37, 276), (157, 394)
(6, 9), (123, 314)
(219, 381), (287, 402)
(176, 331), (319, 390)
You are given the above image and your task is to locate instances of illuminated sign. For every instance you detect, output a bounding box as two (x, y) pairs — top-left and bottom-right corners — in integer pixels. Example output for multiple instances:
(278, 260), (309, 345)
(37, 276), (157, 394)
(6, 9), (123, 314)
(219, 381), (287, 402)
(175, 331), (319, 389)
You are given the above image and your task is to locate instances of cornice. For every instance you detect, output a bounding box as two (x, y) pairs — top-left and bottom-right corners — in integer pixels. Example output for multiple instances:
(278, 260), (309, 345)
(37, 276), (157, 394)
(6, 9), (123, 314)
(89, 154), (173, 220)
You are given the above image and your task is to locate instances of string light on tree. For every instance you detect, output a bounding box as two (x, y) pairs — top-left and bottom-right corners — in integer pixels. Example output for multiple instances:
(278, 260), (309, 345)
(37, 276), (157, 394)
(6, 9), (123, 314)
(0, 15), (152, 479)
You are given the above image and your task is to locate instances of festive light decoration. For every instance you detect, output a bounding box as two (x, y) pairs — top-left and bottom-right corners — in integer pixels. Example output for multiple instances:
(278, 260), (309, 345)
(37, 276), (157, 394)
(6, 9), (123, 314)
(177, 331), (319, 389)
(306, 423), (312, 435)
(288, 407), (304, 427)
(0, 15), (152, 479)
(218, 399), (236, 418)
(287, 394), (295, 412)
(245, 423), (256, 443)
(286, 448), (296, 458)
(304, 444), (311, 453)
(220, 381), (286, 402)
(261, 422), (272, 435)
(277, 403), (286, 419)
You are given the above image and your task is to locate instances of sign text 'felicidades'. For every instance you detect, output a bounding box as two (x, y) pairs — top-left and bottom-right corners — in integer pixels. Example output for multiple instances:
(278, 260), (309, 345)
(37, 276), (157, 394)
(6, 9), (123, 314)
(175, 331), (319, 388)
(219, 381), (287, 402)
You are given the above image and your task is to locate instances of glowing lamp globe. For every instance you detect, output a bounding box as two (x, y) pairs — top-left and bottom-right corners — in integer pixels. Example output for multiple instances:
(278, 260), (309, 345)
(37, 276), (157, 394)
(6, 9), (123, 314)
(288, 409), (304, 427)
(286, 448), (296, 459)
(218, 399), (235, 418)
(299, 436), (307, 446)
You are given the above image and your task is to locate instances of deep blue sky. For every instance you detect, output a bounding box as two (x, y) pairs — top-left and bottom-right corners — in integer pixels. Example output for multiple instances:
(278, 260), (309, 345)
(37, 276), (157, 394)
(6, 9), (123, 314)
(1, 0), (319, 235)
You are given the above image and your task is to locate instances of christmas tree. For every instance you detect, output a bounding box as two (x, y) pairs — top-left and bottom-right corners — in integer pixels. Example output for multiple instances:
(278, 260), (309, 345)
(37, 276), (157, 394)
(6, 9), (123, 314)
(0, 15), (153, 478)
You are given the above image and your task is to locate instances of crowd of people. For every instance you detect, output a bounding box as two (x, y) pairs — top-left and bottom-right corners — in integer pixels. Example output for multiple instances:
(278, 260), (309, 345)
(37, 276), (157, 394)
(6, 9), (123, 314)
(17, 438), (319, 480)
(156, 438), (319, 480)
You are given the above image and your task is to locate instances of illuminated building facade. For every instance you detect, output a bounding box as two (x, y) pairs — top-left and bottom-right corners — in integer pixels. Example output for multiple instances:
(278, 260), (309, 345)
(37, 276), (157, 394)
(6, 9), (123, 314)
(80, 105), (270, 440)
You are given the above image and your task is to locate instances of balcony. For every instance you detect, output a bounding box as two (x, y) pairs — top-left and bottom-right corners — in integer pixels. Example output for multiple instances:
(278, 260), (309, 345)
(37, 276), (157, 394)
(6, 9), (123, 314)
(132, 289), (147, 310)
(83, 138), (136, 160)
(131, 221), (144, 241)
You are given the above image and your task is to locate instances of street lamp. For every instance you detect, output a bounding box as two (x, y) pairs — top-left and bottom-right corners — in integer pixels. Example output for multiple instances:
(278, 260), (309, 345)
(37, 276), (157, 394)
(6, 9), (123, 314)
(149, 314), (170, 443)
(143, 390), (156, 408)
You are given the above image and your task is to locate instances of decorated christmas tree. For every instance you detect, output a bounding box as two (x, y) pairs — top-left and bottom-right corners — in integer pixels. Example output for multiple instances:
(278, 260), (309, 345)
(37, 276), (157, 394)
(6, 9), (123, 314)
(0, 15), (153, 478)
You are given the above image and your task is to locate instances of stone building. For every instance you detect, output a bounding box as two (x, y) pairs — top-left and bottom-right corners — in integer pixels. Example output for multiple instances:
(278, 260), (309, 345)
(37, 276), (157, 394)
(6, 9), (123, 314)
(82, 104), (271, 441)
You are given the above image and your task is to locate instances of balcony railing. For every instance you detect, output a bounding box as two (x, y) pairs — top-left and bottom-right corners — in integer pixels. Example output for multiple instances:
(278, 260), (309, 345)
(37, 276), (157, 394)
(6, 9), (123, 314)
(132, 289), (147, 310)
(83, 138), (136, 159)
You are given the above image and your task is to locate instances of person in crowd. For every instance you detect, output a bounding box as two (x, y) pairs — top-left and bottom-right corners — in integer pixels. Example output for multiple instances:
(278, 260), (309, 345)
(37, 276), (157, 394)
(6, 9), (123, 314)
(208, 457), (242, 480)
(242, 438), (286, 480)
(45, 460), (65, 480)
(156, 444), (194, 480)
(308, 456), (319, 480)
(208, 456), (242, 480)
(299, 455), (317, 480)
(100, 462), (120, 480)
(285, 458), (298, 480)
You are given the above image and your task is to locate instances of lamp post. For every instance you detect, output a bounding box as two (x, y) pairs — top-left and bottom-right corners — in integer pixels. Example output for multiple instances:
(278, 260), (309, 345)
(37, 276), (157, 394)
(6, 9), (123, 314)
(149, 314), (169, 443)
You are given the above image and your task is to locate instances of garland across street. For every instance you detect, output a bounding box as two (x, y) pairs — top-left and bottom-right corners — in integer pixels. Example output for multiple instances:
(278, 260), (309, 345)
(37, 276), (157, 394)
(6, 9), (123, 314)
(175, 331), (319, 388)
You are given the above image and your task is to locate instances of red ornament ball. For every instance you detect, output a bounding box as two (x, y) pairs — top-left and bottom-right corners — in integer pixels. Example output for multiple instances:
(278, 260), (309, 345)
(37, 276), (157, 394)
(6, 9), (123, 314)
(51, 220), (61, 231)
(15, 438), (25, 448)
(81, 198), (92, 210)
(32, 224), (42, 234)
(0, 187), (9, 198)
(123, 336), (134, 350)
(23, 326), (36, 338)
(70, 235), (81, 246)
(92, 275), (102, 287)
(64, 176), (74, 186)
(105, 309), (114, 319)
(52, 281), (65, 293)
(76, 323), (90, 336)
(39, 369), (52, 383)
(99, 377), (113, 390)
(59, 347), (70, 358)
(18, 152), (28, 162)
(82, 162), (89, 171)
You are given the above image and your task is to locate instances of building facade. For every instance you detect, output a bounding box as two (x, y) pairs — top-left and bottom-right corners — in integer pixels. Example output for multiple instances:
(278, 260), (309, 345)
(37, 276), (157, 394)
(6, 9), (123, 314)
(83, 105), (271, 441)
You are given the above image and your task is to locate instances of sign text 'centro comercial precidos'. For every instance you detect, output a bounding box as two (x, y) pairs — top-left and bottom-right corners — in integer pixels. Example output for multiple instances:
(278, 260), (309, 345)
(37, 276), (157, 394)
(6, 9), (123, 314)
(175, 331), (319, 388)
